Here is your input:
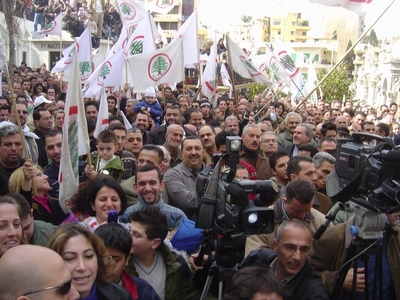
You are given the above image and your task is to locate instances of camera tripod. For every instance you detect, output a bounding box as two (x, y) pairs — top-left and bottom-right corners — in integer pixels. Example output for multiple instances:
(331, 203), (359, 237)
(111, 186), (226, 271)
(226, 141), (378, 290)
(199, 260), (238, 300)
(332, 236), (383, 300)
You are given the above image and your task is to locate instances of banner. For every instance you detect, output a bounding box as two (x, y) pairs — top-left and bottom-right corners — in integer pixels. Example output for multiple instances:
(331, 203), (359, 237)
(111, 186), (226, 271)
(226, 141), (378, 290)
(127, 37), (184, 92)
(220, 63), (232, 98)
(115, 0), (148, 33)
(226, 35), (272, 85)
(94, 88), (110, 138)
(125, 12), (157, 56)
(59, 49), (90, 213)
(148, 0), (177, 14)
(31, 13), (63, 39)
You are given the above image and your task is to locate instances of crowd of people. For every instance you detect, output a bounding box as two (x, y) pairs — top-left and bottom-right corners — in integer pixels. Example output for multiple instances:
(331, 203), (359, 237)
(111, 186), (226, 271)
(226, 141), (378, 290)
(0, 60), (400, 300)
(27, 0), (121, 46)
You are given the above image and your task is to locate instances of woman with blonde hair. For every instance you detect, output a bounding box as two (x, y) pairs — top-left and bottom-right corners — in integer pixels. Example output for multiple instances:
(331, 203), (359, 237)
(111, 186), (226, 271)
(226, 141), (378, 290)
(47, 223), (132, 300)
(9, 165), (67, 225)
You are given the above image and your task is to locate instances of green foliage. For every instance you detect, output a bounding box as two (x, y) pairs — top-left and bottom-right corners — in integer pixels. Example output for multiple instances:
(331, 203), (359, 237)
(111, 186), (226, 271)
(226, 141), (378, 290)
(241, 15), (252, 23)
(151, 56), (168, 75)
(317, 63), (354, 102)
(367, 29), (379, 47)
(249, 83), (267, 99)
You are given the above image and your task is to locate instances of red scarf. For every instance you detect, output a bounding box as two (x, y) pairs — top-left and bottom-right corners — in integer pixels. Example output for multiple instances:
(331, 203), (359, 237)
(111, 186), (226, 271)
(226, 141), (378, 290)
(121, 270), (138, 300)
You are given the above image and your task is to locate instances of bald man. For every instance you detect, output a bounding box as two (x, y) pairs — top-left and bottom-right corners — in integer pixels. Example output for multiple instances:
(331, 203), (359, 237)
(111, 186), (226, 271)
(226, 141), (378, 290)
(0, 245), (79, 300)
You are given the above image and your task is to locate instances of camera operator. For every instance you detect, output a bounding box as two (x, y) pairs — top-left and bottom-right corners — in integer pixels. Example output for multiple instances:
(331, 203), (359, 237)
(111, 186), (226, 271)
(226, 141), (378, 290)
(310, 210), (400, 299)
(241, 219), (329, 300)
(245, 179), (326, 256)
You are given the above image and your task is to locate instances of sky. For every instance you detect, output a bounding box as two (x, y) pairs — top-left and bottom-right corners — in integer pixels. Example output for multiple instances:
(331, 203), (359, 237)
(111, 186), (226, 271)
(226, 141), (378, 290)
(198, 0), (400, 40)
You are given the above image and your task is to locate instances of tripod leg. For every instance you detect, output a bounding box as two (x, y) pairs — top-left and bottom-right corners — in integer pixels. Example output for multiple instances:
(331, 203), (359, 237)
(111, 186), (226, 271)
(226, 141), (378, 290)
(200, 274), (214, 300)
(218, 280), (224, 300)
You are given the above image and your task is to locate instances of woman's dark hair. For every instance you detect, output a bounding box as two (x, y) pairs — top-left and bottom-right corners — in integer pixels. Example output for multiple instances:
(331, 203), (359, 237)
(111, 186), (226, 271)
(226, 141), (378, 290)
(70, 176), (127, 216)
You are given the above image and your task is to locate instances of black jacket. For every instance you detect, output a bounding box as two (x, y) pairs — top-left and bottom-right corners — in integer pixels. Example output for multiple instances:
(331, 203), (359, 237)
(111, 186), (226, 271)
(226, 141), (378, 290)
(240, 248), (329, 300)
(96, 281), (133, 300)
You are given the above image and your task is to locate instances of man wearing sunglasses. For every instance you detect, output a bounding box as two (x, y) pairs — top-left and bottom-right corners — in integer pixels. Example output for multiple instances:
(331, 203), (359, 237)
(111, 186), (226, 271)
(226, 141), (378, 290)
(0, 244), (79, 299)
(240, 219), (329, 300)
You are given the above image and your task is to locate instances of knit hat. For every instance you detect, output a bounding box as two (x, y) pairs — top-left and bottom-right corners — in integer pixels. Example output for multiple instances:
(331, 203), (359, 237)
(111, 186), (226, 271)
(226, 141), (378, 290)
(144, 86), (156, 98)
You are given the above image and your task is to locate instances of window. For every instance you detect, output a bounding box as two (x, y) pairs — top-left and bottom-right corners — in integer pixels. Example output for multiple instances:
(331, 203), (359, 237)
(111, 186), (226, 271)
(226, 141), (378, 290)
(290, 31), (295, 35)
(273, 20), (281, 26)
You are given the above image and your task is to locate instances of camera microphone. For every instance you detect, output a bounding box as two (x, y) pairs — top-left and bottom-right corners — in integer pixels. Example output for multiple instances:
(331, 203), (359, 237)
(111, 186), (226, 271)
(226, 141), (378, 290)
(226, 183), (248, 207)
(373, 149), (400, 163)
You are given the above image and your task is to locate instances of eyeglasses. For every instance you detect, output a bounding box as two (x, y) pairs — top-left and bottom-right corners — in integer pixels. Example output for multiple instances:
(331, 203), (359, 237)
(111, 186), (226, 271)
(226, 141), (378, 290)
(275, 240), (312, 256)
(22, 279), (72, 296)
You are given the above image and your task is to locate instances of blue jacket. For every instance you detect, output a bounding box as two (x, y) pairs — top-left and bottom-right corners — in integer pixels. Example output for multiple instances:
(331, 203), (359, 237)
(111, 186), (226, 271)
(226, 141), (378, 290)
(134, 100), (162, 127)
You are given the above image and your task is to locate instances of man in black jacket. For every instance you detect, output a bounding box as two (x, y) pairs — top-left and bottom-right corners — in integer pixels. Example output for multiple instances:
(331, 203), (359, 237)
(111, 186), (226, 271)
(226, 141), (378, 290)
(241, 219), (329, 300)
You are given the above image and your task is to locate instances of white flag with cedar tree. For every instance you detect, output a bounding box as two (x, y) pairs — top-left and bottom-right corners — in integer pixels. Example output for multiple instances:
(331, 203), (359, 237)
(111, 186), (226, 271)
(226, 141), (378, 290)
(59, 48), (90, 213)
(84, 49), (126, 98)
(226, 35), (272, 85)
(148, 0), (177, 14)
(115, 0), (148, 34)
(127, 37), (184, 92)
(125, 12), (157, 57)
(31, 12), (63, 39)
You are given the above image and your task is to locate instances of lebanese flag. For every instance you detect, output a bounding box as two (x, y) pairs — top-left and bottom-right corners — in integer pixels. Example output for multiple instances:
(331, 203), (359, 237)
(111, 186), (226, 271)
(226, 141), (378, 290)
(84, 49), (126, 99)
(94, 88), (110, 138)
(220, 63), (233, 98)
(148, 0), (177, 14)
(58, 48), (90, 213)
(115, 0), (148, 34)
(310, 0), (373, 13)
(127, 37), (184, 92)
(201, 36), (219, 105)
(226, 35), (272, 85)
(31, 12), (63, 39)
(174, 11), (199, 68)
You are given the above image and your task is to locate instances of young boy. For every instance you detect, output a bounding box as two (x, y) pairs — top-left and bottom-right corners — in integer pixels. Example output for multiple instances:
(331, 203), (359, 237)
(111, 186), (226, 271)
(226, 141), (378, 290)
(84, 129), (124, 182)
(126, 206), (195, 300)
(94, 223), (160, 300)
(134, 86), (162, 128)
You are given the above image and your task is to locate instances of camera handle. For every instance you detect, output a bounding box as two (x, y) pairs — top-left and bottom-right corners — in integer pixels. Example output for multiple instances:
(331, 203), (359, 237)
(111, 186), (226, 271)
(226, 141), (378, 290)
(331, 237), (383, 300)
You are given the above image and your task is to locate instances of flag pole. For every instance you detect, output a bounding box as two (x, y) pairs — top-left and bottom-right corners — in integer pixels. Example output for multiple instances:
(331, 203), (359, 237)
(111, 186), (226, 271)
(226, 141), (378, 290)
(226, 34), (238, 105)
(5, 63), (37, 194)
(295, 0), (396, 112)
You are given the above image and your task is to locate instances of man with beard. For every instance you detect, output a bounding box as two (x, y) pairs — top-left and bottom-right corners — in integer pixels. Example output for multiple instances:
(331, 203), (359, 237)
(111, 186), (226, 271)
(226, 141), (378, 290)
(260, 131), (279, 159)
(163, 124), (183, 168)
(121, 164), (187, 229)
(148, 104), (196, 145)
(43, 130), (62, 198)
(198, 125), (216, 165)
(269, 150), (290, 189)
(240, 124), (270, 180)
(85, 100), (99, 124)
(164, 136), (205, 219)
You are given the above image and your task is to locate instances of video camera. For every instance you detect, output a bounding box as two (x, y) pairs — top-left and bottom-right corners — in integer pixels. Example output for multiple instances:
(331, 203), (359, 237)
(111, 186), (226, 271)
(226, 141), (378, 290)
(195, 136), (277, 266)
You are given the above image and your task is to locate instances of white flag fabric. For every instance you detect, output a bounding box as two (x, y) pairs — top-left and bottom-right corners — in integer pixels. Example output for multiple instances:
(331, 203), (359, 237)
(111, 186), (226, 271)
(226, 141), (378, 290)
(251, 54), (270, 74)
(125, 12), (157, 56)
(0, 38), (6, 69)
(273, 47), (304, 96)
(148, 0), (177, 14)
(201, 37), (218, 104)
(226, 35), (272, 85)
(174, 11), (199, 68)
(52, 28), (93, 81)
(156, 22), (168, 46)
(127, 37), (184, 92)
(115, 0), (148, 33)
(94, 88), (110, 138)
(84, 50), (126, 99)
(59, 49), (90, 213)
(199, 53), (208, 67)
(120, 110), (133, 129)
(304, 62), (318, 102)
(220, 63), (232, 98)
(310, 0), (372, 13)
(108, 26), (129, 58)
(31, 12), (63, 39)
